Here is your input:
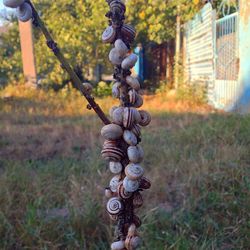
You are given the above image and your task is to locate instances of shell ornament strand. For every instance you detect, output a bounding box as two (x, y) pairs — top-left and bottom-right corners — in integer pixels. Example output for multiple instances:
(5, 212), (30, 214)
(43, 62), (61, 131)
(101, 1), (151, 249)
(3, 0), (151, 249)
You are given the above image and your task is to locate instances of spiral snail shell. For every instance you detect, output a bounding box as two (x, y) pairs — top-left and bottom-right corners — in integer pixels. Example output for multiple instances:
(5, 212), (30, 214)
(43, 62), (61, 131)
(133, 192), (143, 209)
(130, 124), (141, 138)
(109, 175), (121, 193)
(138, 110), (151, 127)
(109, 48), (124, 66)
(16, 2), (32, 22)
(123, 176), (139, 193)
(101, 144), (124, 162)
(107, 197), (124, 215)
(112, 82), (121, 98)
(111, 240), (125, 250)
(123, 107), (141, 128)
(117, 182), (132, 199)
(115, 39), (128, 56)
(112, 107), (124, 125)
(110, 0), (126, 15)
(128, 89), (137, 105)
(3, 0), (24, 8)
(123, 130), (138, 146)
(126, 76), (140, 91)
(127, 145), (144, 163)
(133, 94), (144, 108)
(139, 177), (151, 190)
(102, 26), (116, 43)
(121, 24), (136, 43)
(109, 161), (123, 174)
(101, 124), (123, 140)
(122, 54), (138, 70)
(125, 163), (144, 181)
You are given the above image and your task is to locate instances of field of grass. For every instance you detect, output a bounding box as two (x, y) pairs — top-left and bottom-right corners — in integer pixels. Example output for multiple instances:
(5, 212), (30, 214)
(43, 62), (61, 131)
(0, 85), (249, 250)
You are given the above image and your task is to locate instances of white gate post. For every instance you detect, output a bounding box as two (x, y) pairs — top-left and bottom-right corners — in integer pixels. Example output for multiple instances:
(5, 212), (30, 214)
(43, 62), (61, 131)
(238, 0), (250, 113)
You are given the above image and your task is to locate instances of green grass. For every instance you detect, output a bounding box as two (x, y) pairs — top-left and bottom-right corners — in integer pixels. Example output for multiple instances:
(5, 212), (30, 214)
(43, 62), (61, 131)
(0, 86), (249, 249)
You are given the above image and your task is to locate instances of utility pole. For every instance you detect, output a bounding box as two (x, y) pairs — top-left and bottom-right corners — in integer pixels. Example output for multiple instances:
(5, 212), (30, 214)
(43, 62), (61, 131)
(174, 5), (181, 89)
(18, 20), (37, 87)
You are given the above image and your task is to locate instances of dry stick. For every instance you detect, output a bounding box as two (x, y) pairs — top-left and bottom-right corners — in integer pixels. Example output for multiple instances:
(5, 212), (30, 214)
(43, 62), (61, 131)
(26, 0), (110, 125)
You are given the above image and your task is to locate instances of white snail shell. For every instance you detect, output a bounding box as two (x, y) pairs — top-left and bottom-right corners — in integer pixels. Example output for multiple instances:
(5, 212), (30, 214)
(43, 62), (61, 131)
(133, 94), (144, 108)
(127, 145), (144, 163)
(101, 124), (123, 140)
(109, 161), (123, 174)
(112, 107), (124, 125)
(125, 163), (144, 181)
(3, 0), (24, 8)
(126, 76), (140, 91)
(112, 82), (121, 99)
(121, 54), (138, 70)
(128, 224), (137, 236)
(82, 82), (93, 94)
(123, 176), (139, 193)
(128, 89), (137, 105)
(131, 124), (141, 138)
(109, 175), (121, 193)
(16, 3), (32, 22)
(106, 197), (123, 215)
(139, 110), (151, 127)
(123, 130), (137, 146)
(115, 39), (128, 56)
(111, 240), (125, 250)
(102, 26), (116, 43)
(109, 48), (124, 65)
(109, 106), (118, 117)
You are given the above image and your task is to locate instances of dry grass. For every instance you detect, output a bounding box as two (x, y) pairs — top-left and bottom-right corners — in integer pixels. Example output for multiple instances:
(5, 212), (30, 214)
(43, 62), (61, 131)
(0, 84), (249, 249)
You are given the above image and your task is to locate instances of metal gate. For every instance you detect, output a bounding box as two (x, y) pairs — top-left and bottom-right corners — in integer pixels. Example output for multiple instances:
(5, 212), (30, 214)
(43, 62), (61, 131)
(213, 12), (240, 110)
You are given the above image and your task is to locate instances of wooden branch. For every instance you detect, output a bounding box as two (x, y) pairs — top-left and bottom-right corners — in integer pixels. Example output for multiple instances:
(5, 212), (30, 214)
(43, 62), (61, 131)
(26, 0), (110, 125)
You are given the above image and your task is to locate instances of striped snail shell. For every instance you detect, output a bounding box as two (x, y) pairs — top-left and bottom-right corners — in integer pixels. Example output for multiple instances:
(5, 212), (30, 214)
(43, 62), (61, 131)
(139, 177), (151, 190)
(121, 24), (136, 43)
(127, 145), (144, 163)
(110, 0), (126, 15)
(109, 48), (124, 66)
(106, 197), (123, 215)
(3, 0), (24, 8)
(115, 39), (128, 56)
(102, 26), (116, 43)
(121, 54), (138, 70)
(133, 192), (143, 208)
(112, 82), (121, 98)
(125, 236), (142, 250)
(109, 161), (123, 174)
(109, 175), (121, 193)
(123, 108), (141, 128)
(105, 188), (113, 198)
(117, 182), (132, 199)
(101, 124), (123, 140)
(138, 110), (151, 127)
(111, 240), (125, 250)
(125, 163), (144, 181)
(82, 82), (93, 94)
(123, 130), (138, 146)
(101, 143), (124, 162)
(131, 124), (141, 138)
(123, 176), (139, 193)
(126, 76), (140, 91)
(16, 2), (32, 22)
(112, 107), (124, 126)
(109, 106), (118, 117)
(133, 94), (144, 108)
(128, 89), (137, 105)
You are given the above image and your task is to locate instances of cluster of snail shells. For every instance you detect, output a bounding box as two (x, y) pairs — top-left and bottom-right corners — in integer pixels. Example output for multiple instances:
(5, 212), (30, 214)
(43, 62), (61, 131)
(3, 0), (33, 22)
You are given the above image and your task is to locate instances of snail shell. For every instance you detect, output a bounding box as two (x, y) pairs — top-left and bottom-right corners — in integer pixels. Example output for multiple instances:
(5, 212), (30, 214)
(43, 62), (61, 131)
(112, 107), (124, 126)
(102, 26), (116, 43)
(121, 54), (138, 70)
(111, 240), (125, 250)
(123, 108), (141, 128)
(82, 82), (93, 94)
(127, 145), (144, 163)
(133, 192), (143, 208)
(112, 82), (121, 99)
(109, 175), (121, 193)
(121, 24), (136, 43)
(126, 76), (140, 91)
(109, 48), (124, 66)
(110, 0), (126, 15)
(123, 176), (139, 193)
(128, 224), (137, 236)
(101, 145), (124, 162)
(3, 0), (24, 8)
(101, 124), (123, 140)
(128, 89), (137, 105)
(109, 106), (118, 117)
(133, 94), (144, 108)
(139, 177), (151, 190)
(117, 182), (132, 199)
(125, 236), (142, 250)
(131, 124), (141, 138)
(139, 110), (151, 127)
(109, 161), (123, 174)
(106, 197), (123, 215)
(115, 39), (128, 56)
(125, 163), (144, 181)
(105, 188), (113, 198)
(16, 3), (32, 22)
(123, 130), (137, 146)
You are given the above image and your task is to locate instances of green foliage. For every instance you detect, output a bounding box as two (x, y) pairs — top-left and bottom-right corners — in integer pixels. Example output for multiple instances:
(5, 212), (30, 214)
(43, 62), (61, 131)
(93, 81), (112, 97)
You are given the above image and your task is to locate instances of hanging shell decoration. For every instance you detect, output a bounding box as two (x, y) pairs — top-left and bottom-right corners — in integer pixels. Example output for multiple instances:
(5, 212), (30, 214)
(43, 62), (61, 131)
(101, 1), (151, 249)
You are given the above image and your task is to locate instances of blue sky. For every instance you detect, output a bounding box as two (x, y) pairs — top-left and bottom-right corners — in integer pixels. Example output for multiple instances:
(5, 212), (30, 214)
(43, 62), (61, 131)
(0, 1), (4, 10)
